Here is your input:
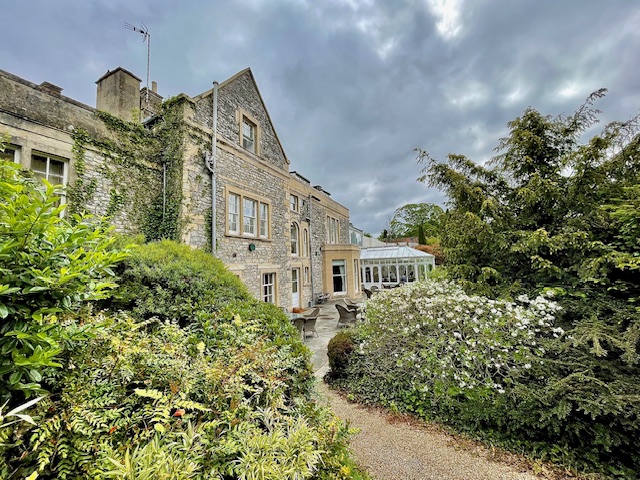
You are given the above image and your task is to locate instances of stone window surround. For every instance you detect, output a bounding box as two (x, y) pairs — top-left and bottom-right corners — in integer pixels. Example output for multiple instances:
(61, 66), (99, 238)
(0, 144), (22, 165)
(237, 108), (260, 156)
(225, 186), (271, 240)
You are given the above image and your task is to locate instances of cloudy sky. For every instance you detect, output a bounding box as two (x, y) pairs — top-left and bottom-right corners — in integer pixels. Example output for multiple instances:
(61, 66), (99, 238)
(2, 1), (639, 235)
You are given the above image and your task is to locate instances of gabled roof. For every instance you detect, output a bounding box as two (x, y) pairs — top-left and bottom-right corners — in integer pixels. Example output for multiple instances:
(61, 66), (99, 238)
(195, 68), (289, 165)
(360, 246), (435, 260)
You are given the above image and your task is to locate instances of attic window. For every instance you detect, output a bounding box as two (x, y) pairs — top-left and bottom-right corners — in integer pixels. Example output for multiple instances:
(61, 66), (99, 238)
(242, 117), (256, 153)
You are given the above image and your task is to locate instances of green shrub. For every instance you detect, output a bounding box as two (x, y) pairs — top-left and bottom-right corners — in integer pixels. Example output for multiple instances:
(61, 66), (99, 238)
(4, 312), (364, 479)
(326, 331), (356, 380)
(107, 240), (254, 323)
(0, 160), (129, 402)
(104, 240), (314, 398)
(332, 280), (640, 477)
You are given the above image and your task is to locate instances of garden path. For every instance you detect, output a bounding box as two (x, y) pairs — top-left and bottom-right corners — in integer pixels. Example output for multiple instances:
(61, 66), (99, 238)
(309, 300), (544, 480)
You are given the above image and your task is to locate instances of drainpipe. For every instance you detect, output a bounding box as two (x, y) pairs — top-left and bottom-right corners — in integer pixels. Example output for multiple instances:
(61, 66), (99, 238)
(205, 81), (219, 255)
(308, 194), (315, 305)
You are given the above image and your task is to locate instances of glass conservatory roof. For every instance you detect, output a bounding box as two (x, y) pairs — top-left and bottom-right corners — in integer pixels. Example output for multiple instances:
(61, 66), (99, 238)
(360, 245), (434, 260)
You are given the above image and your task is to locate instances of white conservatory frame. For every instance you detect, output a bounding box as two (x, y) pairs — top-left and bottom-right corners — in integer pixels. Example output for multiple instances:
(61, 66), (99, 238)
(360, 245), (436, 289)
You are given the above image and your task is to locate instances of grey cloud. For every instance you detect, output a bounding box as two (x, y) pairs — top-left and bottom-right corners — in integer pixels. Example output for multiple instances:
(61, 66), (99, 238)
(2, 0), (638, 235)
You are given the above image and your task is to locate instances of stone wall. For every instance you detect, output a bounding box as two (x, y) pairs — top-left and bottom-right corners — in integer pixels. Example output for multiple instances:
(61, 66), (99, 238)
(0, 69), (160, 235)
(188, 70), (293, 306)
(1, 66), (358, 307)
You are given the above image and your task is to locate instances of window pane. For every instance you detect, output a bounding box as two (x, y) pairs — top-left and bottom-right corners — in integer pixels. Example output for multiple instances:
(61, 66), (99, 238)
(242, 119), (255, 153)
(47, 159), (64, 185)
(243, 198), (256, 235)
(291, 223), (299, 255)
(49, 159), (64, 176)
(262, 273), (275, 303)
(0, 148), (15, 162)
(332, 260), (346, 293)
(31, 155), (47, 175)
(228, 194), (239, 233)
(303, 229), (308, 257)
(291, 269), (298, 293)
(260, 203), (269, 237)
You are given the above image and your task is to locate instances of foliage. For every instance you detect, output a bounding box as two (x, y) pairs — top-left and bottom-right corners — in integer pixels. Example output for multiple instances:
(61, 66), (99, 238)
(105, 240), (249, 323)
(389, 203), (444, 240)
(414, 243), (445, 265)
(329, 281), (562, 402)
(417, 223), (427, 245)
(326, 331), (356, 380)
(0, 160), (129, 402)
(409, 92), (640, 476)
(69, 99), (191, 242)
(0, 396), (43, 479)
(331, 281), (640, 476)
(0, 312), (358, 479)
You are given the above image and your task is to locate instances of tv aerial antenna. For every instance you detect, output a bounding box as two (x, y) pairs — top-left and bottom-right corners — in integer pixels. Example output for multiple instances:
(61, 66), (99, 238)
(125, 22), (150, 110)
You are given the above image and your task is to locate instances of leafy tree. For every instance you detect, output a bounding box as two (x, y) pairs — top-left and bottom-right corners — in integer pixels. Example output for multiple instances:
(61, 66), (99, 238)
(0, 159), (129, 403)
(415, 90), (640, 475)
(417, 224), (427, 245)
(389, 203), (444, 239)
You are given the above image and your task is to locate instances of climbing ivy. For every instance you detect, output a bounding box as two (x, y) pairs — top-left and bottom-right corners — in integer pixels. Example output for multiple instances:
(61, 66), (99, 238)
(68, 98), (190, 241)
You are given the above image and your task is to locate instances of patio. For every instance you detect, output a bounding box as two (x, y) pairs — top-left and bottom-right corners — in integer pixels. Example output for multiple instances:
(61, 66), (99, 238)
(288, 300), (360, 378)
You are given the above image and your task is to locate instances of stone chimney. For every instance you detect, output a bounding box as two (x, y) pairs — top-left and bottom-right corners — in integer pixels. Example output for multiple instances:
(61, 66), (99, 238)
(140, 79), (163, 118)
(96, 67), (142, 122)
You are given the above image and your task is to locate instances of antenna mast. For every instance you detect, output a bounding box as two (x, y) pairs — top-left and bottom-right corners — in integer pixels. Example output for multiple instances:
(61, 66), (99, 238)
(125, 22), (150, 112)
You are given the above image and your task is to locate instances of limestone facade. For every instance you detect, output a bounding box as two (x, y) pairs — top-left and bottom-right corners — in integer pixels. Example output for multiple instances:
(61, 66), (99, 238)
(0, 66), (360, 308)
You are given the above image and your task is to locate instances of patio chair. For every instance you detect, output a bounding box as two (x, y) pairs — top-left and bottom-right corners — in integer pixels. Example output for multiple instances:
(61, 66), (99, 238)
(303, 308), (320, 338)
(344, 298), (361, 314)
(335, 304), (357, 328)
(363, 288), (373, 299)
(316, 292), (331, 304)
(292, 317), (305, 339)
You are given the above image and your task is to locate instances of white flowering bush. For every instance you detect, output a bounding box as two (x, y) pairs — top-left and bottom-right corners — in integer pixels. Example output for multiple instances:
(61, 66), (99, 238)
(331, 279), (564, 419)
(358, 280), (562, 398)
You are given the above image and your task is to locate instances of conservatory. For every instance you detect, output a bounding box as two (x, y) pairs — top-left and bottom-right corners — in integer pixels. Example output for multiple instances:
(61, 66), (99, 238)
(360, 245), (436, 289)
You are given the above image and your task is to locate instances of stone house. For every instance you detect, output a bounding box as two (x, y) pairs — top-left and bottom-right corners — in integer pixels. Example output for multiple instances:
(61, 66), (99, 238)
(0, 66), (360, 308)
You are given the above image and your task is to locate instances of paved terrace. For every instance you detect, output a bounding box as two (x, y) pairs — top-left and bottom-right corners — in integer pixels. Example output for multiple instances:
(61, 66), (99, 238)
(298, 299), (357, 378)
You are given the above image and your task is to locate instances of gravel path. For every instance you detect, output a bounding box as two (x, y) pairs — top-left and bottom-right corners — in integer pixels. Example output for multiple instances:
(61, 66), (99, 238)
(316, 382), (541, 480)
(308, 303), (545, 480)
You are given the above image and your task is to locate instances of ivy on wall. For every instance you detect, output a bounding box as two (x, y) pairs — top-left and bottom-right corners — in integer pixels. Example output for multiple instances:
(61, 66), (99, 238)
(68, 99), (189, 242)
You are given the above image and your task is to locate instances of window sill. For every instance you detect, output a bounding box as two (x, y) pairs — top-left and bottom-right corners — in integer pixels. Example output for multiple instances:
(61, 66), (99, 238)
(225, 232), (272, 242)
